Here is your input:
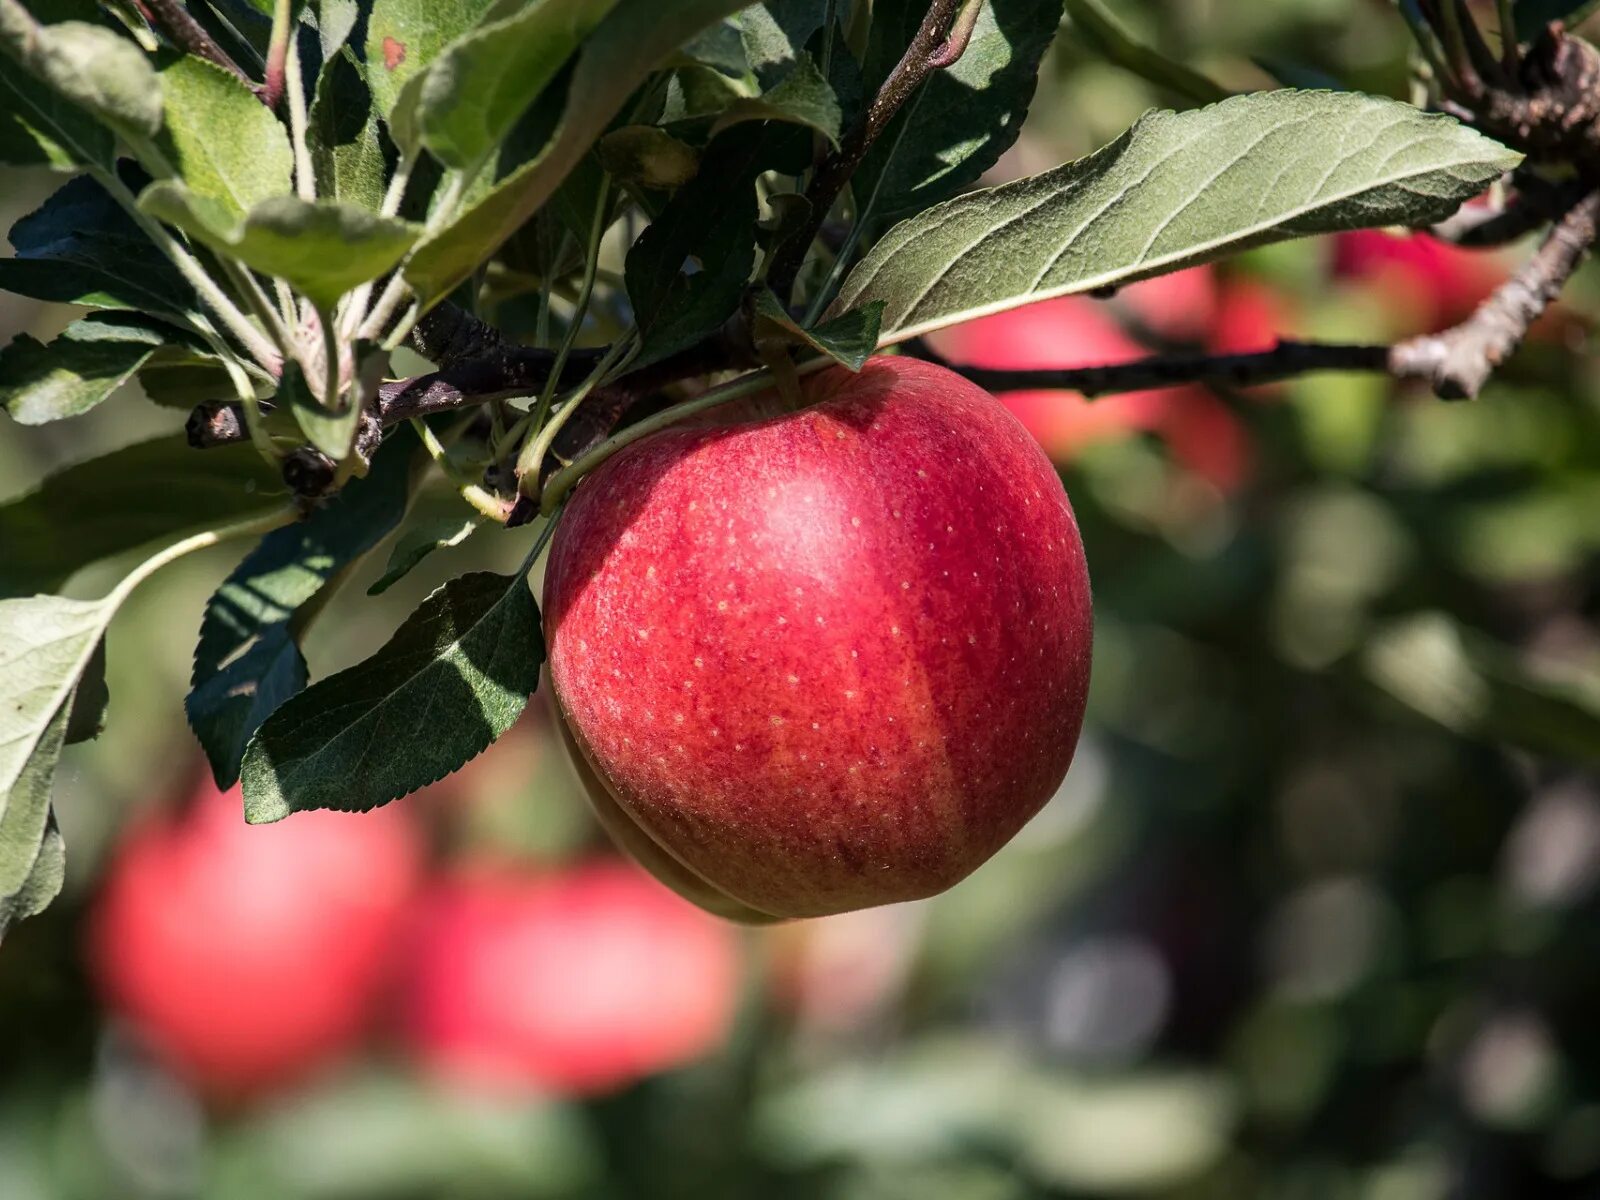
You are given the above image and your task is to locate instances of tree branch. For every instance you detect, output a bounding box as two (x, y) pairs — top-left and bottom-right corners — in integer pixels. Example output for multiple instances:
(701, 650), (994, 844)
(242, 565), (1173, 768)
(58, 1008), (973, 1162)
(1391, 188), (1600, 397)
(142, 0), (253, 91)
(765, 0), (980, 303)
(916, 339), (1395, 396)
(1428, 177), (1589, 245)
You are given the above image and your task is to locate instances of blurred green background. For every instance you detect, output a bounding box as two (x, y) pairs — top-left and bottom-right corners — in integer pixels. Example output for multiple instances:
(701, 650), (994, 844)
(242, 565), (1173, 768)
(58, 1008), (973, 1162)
(5, 2), (1600, 1197)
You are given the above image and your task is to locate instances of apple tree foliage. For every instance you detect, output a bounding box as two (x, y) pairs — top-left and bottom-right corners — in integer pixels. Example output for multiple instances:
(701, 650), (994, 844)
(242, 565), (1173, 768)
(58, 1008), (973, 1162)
(0, 0), (1547, 932)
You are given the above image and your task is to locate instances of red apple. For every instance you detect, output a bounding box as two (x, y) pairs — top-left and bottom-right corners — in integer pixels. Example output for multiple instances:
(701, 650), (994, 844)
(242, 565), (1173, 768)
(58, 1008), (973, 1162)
(397, 860), (739, 1095)
(87, 779), (423, 1101)
(1331, 229), (1503, 333)
(929, 293), (1172, 460)
(1118, 264), (1219, 342)
(543, 356), (1093, 920)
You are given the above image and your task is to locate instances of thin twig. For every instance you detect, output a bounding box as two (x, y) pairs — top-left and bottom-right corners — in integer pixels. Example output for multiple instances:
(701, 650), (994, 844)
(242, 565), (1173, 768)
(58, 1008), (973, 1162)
(1428, 178), (1590, 245)
(916, 339), (1394, 396)
(141, 0), (252, 88)
(766, 0), (978, 303)
(1391, 188), (1600, 397)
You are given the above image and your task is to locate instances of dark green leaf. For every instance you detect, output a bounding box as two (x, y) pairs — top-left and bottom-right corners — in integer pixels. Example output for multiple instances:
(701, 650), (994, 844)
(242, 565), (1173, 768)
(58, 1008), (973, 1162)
(140, 183), (420, 310)
(834, 90), (1521, 345)
(402, 0), (752, 303)
(157, 54), (293, 217)
(136, 353), (242, 409)
(64, 638), (107, 744)
(417, 0), (620, 171)
(751, 290), (883, 371)
(0, 312), (202, 424)
(367, 514), (481, 595)
(679, 16), (746, 76)
(3, 171), (196, 319)
(0, 436), (283, 598)
(0, 809), (64, 939)
(310, 46), (391, 211)
(853, 0), (1064, 220)
(626, 122), (807, 368)
(740, 0), (825, 88)
(241, 569), (543, 822)
(711, 52), (841, 144)
(187, 428), (420, 788)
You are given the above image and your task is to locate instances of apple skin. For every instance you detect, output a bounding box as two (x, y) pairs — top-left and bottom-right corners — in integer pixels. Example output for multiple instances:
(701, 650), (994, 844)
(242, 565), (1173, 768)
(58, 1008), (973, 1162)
(86, 780), (422, 1101)
(397, 860), (739, 1096)
(543, 355), (1093, 920)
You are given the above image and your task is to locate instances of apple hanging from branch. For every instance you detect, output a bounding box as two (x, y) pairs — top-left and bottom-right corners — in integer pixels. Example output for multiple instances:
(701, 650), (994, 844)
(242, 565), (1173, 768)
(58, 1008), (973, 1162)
(544, 357), (1095, 921)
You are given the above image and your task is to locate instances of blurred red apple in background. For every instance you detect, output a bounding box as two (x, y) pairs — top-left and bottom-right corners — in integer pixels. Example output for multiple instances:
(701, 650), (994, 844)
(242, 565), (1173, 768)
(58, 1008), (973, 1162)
(87, 780), (423, 1101)
(398, 860), (739, 1096)
(544, 357), (1093, 920)
(930, 270), (1259, 492)
(1331, 229), (1503, 333)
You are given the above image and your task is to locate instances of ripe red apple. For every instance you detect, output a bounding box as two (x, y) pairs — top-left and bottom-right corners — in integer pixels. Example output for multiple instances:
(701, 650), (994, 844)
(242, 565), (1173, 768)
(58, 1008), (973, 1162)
(543, 356), (1093, 920)
(397, 860), (739, 1095)
(86, 779), (423, 1101)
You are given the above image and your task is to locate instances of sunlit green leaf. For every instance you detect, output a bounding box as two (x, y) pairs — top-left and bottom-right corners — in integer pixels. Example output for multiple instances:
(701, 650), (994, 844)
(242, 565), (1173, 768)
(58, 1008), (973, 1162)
(0, 312), (203, 424)
(157, 54), (293, 217)
(242, 570), (543, 822)
(140, 182), (420, 310)
(834, 90), (1520, 344)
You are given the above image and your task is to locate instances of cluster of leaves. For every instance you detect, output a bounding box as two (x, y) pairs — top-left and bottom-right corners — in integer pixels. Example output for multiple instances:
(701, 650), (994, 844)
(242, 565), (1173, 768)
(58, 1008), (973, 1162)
(0, 0), (1524, 932)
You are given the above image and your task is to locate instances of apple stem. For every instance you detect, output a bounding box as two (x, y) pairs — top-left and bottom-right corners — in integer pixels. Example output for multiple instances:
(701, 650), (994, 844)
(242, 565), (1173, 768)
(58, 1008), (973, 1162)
(539, 358), (831, 515)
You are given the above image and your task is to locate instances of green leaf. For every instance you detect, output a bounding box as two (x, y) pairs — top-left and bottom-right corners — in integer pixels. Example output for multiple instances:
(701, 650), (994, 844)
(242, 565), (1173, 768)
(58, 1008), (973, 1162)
(313, 0), (360, 60)
(402, 0), (751, 304)
(0, 810), (64, 939)
(140, 183), (420, 310)
(310, 46), (391, 211)
(853, 0), (1064, 220)
(0, 594), (111, 896)
(0, 0), (109, 168)
(833, 89), (1521, 345)
(0, 6), (163, 152)
(363, 0), (502, 120)
(626, 121), (807, 368)
(136, 351), (242, 409)
(0, 435), (282, 598)
(241, 570), (543, 822)
(1515, 0), (1600, 38)
(596, 124), (700, 190)
(64, 638), (107, 744)
(188, 429), (420, 788)
(751, 290), (883, 371)
(0, 312), (202, 424)
(739, 0), (825, 88)
(157, 54), (293, 218)
(418, 0), (621, 171)
(710, 51), (841, 144)
(367, 515), (481, 595)
(2, 170), (196, 319)
(679, 16), (746, 77)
